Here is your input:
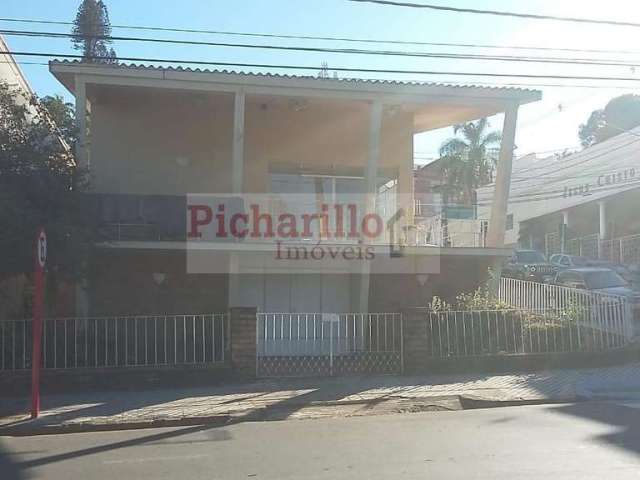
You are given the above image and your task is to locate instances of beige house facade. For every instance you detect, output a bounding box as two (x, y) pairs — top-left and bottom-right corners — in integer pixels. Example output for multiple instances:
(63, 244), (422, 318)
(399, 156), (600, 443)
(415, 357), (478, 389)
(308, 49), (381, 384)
(50, 61), (540, 315)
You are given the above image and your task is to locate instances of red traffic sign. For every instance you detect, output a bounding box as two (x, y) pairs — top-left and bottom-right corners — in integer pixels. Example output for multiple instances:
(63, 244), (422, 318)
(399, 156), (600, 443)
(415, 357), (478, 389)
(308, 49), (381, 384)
(36, 229), (47, 270)
(31, 227), (46, 418)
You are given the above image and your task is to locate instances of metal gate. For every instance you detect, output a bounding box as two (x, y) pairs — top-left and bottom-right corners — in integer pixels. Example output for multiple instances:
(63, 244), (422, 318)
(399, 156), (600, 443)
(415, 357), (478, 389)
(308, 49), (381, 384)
(256, 313), (403, 377)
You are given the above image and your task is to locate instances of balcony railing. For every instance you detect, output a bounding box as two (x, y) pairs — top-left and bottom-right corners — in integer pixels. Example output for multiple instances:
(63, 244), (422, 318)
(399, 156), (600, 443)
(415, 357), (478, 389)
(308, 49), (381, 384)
(93, 194), (490, 248)
(93, 193), (186, 242)
(414, 201), (476, 220)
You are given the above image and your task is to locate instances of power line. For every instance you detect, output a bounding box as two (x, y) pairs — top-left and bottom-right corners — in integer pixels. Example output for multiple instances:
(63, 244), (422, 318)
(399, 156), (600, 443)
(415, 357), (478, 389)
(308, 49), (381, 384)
(423, 81), (640, 90)
(6, 29), (640, 69)
(507, 139), (640, 187)
(475, 178), (640, 206)
(7, 50), (640, 83)
(0, 59), (48, 66)
(2, 16), (640, 56)
(514, 137), (640, 177)
(349, 0), (640, 28)
(1, 59), (637, 90)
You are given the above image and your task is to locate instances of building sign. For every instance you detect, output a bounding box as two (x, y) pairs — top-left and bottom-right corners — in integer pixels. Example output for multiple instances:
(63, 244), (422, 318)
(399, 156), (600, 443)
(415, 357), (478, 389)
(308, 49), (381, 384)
(563, 167), (637, 198)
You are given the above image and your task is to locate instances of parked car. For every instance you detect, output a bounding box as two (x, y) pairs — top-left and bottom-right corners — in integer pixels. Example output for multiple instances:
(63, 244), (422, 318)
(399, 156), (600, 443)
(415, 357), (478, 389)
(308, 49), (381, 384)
(553, 267), (640, 324)
(553, 267), (640, 301)
(549, 254), (591, 270)
(586, 261), (640, 291)
(502, 249), (556, 283)
(617, 265), (640, 291)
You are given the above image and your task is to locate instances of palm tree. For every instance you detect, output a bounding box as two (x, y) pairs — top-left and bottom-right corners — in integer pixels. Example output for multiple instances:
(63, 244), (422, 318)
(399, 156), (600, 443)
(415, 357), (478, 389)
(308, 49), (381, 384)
(438, 118), (501, 206)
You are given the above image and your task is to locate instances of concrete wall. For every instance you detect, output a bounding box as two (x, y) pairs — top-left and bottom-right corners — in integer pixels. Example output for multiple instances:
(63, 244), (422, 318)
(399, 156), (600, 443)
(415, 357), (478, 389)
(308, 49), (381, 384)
(89, 250), (228, 316)
(88, 88), (413, 196)
(368, 255), (496, 311)
(90, 90), (234, 194)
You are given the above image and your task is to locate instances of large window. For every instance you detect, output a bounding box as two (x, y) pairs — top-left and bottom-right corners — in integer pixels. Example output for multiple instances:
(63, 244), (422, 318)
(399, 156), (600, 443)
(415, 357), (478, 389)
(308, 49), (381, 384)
(270, 172), (397, 240)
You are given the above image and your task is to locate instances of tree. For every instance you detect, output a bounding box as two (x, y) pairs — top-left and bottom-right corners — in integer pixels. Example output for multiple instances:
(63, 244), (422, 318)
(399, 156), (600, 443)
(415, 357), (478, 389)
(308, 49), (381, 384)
(437, 118), (501, 205)
(579, 94), (640, 148)
(0, 81), (95, 282)
(71, 0), (117, 63)
(40, 95), (77, 150)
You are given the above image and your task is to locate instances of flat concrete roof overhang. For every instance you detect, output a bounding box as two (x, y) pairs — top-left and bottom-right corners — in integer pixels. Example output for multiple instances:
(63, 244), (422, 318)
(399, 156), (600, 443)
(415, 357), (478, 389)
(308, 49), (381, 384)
(96, 242), (510, 276)
(50, 61), (541, 133)
(96, 241), (512, 257)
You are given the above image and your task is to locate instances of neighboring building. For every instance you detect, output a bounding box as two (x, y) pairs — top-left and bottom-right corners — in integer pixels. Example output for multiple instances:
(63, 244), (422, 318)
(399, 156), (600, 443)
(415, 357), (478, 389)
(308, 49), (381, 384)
(50, 61), (539, 314)
(0, 35), (35, 97)
(477, 127), (640, 260)
(0, 36), (75, 319)
(0, 35), (42, 125)
(414, 159), (484, 248)
(414, 159), (468, 217)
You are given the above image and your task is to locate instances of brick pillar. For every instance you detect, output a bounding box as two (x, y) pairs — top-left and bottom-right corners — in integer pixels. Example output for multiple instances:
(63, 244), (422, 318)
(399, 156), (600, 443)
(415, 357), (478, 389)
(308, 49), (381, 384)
(402, 307), (429, 373)
(229, 307), (257, 375)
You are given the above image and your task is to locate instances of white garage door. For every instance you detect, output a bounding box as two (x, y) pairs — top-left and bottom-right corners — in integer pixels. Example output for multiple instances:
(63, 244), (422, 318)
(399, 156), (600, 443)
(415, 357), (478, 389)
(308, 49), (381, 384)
(237, 273), (352, 313)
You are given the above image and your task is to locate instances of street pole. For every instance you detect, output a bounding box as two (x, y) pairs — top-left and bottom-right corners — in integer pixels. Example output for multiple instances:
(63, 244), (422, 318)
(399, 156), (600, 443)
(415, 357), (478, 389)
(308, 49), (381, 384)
(31, 228), (47, 419)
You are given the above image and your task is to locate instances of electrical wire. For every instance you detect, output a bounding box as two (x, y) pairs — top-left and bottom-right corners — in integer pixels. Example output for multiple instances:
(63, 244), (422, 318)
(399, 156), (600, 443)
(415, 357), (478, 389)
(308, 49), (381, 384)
(2, 15), (640, 55)
(349, 0), (640, 28)
(5, 29), (640, 69)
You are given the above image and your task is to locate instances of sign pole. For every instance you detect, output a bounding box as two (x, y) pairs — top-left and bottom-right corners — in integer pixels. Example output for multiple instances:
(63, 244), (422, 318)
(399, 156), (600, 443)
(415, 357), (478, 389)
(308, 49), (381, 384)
(31, 228), (47, 419)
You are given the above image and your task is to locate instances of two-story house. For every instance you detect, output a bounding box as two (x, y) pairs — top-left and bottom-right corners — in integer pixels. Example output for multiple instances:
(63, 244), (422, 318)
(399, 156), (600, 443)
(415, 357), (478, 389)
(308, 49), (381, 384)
(50, 61), (540, 316)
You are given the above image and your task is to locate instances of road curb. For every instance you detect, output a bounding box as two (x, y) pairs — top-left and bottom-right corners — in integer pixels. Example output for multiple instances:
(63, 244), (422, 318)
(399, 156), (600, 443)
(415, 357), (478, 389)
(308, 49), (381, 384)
(0, 394), (584, 436)
(458, 394), (579, 409)
(0, 414), (231, 437)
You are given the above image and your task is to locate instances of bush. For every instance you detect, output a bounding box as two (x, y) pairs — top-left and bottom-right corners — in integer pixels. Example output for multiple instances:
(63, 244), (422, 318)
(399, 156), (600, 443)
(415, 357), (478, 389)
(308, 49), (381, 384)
(430, 286), (511, 312)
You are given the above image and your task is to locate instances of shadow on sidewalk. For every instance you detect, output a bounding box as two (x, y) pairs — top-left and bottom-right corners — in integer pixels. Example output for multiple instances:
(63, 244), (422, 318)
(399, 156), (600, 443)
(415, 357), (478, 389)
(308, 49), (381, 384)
(3, 369), (635, 475)
(547, 401), (640, 457)
(0, 442), (29, 480)
(1, 363), (590, 429)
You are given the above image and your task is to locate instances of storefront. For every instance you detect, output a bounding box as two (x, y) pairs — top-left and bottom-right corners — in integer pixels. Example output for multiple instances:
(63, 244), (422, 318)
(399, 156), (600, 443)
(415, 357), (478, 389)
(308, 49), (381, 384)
(477, 127), (640, 254)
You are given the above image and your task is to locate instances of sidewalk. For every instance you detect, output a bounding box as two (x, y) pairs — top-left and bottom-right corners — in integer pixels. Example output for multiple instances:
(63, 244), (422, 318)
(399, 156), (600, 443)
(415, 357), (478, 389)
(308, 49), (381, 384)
(2, 362), (640, 435)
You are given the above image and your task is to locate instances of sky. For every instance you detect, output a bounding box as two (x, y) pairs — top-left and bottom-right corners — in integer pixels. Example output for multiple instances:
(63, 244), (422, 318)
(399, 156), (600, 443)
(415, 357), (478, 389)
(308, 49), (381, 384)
(2, 0), (640, 163)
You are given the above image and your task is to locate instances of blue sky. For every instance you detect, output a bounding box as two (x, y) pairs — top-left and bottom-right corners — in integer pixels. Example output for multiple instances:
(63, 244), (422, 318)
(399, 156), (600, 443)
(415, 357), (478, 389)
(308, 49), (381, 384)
(3, 0), (640, 160)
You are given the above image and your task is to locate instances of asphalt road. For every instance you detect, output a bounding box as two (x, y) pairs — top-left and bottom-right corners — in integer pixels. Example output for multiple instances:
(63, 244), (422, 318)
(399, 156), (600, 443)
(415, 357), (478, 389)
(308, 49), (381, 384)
(3, 401), (640, 479)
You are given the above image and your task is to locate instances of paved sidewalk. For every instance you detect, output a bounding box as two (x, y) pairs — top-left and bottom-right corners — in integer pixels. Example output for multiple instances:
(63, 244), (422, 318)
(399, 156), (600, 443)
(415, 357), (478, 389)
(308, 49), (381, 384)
(2, 362), (640, 433)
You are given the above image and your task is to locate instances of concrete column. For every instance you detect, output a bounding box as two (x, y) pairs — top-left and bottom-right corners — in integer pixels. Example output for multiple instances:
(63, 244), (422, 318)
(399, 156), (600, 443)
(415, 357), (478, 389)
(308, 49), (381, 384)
(598, 200), (607, 258)
(232, 90), (246, 194)
(598, 200), (608, 240)
(75, 76), (88, 169)
(364, 101), (383, 199)
(561, 210), (570, 253)
(229, 91), (246, 307)
(359, 100), (383, 313)
(486, 103), (519, 248)
(228, 253), (240, 307)
(397, 114), (415, 244)
(486, 103), (519, 294)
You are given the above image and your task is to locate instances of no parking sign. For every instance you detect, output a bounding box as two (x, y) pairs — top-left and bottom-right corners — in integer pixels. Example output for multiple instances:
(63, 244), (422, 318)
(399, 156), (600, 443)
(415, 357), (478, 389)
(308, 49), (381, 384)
(36, 229), (47, 270)
(31, 227), (46, 418)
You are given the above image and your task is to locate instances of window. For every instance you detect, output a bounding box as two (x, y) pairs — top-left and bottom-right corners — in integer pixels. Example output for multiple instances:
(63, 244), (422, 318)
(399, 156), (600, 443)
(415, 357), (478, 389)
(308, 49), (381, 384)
(584, 271), (627, 289)
(558, 271), (578, 285)
(269, 172), (397, 239)
(506, 213), (514, 231)
(516, 251), (546, 263)
(569, 256), (589, 267)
